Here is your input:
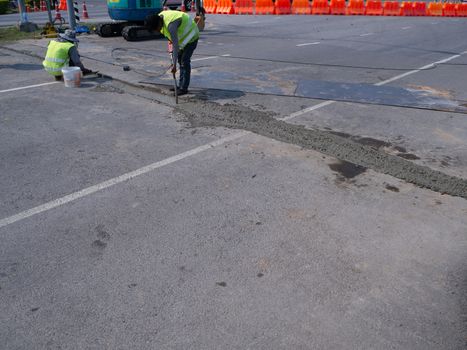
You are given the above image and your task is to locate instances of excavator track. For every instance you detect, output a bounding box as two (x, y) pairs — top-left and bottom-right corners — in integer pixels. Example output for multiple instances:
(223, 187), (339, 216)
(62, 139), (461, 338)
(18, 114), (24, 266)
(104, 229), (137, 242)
(96, 22), (126, 37)
(121, 26), (162, 41)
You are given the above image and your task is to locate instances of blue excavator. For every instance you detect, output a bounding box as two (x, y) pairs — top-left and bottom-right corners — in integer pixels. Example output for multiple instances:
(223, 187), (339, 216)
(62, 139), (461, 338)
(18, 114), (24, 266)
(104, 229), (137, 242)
(96, 0), (204, 41)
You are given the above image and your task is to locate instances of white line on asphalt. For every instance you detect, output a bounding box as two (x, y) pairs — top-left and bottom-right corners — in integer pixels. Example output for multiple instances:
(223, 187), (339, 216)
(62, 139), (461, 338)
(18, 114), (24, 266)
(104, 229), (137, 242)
(374, 51), (466, 86)
(401, 26), (412, 30)
(360, 33), (374, 37)
(280, 101), (335, 121)
(1, 50), (466, 229)
(192, 54), (230, 62)
(0, 82), (59, 94)
(296, 42), (321, 47)
(0, 132), (249, 229)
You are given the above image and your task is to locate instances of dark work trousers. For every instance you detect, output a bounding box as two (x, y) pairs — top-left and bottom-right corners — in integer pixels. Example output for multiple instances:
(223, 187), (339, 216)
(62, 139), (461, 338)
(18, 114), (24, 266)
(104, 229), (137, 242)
(177, 39), (198, 91)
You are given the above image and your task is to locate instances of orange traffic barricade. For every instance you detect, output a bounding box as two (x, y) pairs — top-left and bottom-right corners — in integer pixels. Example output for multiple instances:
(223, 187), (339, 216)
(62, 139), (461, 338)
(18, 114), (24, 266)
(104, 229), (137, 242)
(275, 0), (292, 14)
(400, 1), (414, 15)
(383, 1), (399, 15)
(216, 0), (234, 13)
(455, 3), (467, 16)
(413, 2), (426, 15)
(365, 0), (382, 15)
(330, 0), (346, 14)
(427, 2), (442, 16)
(256, 0), (275, 14)
(58, 0), (67, 11)
(443, 2), (456, 16)
(204, 0), (217, 13)
(347, 0), (365, 15)
(312, 0), (330, 14)
(291, 0), (312, 14)
(234, 0), (254, 14)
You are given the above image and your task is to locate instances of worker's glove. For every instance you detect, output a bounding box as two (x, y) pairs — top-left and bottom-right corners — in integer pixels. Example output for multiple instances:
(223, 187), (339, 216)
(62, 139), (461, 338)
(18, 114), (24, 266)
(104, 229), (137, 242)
(82, 68), (94, 76)
(170, 64), (177, 74)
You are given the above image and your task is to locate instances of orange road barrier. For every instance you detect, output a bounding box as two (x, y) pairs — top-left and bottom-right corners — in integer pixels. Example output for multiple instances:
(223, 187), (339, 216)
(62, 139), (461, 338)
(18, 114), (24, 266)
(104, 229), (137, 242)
(26, 4), (31, 11)
(365, 0), (382, 15)
(412, 2), (426, 15)
(40, 0), (46, 11)
(346, 0), (365, 15)
(291, 0), (311, 14)
(275, 0), (292, 14)
(234, 0), (254, 14)
(382, 1), (399, 15)
(455, 3), (467, 16)
(58, 0), (67, 10)
(216, 0), (234, 13)
(34, 1), (40, 11)
(330, 0), (346, 14)
(204, 0), (217, 13)
(256, 0), (275, 14)
(442, 2), (456, 16)
(311, 0), (330, 14)
(399, 1), (414, 15)
(347, 0), (365, 14)
(427, 2), (442, 15)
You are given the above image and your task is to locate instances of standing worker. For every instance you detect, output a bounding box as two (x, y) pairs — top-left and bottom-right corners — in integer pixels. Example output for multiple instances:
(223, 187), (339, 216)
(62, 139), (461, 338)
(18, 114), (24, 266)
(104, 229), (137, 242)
(145, 10), (199, 96)
(42, 29), (93, 81)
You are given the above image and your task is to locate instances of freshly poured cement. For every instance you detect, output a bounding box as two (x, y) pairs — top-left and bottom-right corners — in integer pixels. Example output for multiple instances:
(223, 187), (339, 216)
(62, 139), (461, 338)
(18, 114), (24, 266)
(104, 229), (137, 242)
(178, 100), (467, 199)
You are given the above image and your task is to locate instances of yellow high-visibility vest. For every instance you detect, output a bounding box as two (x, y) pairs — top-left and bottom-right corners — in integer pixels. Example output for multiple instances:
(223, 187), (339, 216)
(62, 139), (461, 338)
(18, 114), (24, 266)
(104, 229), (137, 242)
(42, 40), (74, 76)
(160, 10), (199, 49)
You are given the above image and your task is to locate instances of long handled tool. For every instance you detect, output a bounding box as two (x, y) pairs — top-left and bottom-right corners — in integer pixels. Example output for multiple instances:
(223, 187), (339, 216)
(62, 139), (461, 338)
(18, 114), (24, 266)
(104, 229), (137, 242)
(169, 41), (178, 104)
(172, 71), (178, 104)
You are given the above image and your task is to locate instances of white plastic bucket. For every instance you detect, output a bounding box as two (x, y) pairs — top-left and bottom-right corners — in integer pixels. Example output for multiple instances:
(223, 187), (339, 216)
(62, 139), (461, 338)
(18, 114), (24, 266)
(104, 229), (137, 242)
(61, 66), (82, 87)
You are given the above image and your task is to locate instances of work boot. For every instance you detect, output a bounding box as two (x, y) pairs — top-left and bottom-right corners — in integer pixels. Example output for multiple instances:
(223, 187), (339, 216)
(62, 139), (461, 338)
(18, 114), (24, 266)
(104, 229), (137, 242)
(169, 86), (177, 91)
(176, 88), (188, 96)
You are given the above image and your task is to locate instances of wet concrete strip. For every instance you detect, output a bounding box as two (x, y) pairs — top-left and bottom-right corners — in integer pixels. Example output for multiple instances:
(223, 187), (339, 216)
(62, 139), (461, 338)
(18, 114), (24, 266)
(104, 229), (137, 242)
(178, 100), (467, 199)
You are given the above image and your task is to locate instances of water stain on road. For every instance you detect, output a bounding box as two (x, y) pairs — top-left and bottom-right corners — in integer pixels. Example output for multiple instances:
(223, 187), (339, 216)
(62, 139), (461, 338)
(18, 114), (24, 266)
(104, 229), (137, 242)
(329, 160), (367, 179)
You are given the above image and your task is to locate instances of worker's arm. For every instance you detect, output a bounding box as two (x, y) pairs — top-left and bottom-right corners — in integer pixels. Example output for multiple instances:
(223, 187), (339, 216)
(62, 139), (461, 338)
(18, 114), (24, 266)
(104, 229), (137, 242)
(68, 46), (92, 74)
(167, 18), (182, 69)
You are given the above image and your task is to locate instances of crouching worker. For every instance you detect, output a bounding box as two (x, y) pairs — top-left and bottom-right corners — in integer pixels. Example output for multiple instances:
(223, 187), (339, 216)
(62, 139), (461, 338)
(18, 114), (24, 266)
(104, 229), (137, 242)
(42, 29), (93, 81)
(144, 10), (199, 96)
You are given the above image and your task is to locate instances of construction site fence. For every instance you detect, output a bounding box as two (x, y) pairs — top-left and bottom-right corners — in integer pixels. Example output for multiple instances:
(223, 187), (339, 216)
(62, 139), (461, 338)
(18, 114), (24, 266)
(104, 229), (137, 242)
(202, 0), (467, 17)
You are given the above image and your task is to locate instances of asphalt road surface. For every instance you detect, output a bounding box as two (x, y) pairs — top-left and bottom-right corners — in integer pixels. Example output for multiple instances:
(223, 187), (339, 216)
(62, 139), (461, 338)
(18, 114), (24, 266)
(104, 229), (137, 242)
(1, 14), (467, 350)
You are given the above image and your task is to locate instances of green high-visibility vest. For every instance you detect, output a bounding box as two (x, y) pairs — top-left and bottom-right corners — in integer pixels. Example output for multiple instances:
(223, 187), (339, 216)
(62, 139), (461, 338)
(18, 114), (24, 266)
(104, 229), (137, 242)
(42, 40), (75, 76)
(160, 10), (199, 49)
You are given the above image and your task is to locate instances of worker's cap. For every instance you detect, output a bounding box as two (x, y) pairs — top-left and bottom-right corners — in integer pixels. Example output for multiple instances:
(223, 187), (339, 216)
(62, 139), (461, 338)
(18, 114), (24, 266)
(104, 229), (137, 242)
(59, 29), (79, 43)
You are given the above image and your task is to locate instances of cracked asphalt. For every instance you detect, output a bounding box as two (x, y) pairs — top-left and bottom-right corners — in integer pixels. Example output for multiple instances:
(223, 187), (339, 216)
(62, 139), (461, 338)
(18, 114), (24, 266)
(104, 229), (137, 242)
(1, 14), (467, 350)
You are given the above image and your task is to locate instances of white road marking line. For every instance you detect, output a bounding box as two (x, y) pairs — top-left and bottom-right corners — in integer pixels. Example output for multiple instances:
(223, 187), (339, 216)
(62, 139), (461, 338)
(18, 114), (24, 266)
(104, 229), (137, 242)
(280, 101), (335, 121)
(0, 131), (249, 229)
(0, 82), (59, 94)
(401, 26), (412, 30)
(360, 33), (374, 37)
(296, 42), (321, 47)
(192, 54), (230, 62)
(374, 51), (466, 86)
(1, 50), (466, 228)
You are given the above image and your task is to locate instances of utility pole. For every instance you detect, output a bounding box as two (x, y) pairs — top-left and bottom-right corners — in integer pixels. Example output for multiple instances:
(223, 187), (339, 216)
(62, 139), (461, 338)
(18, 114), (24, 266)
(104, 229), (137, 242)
(45, 0), (53, 23)
(17, 0), (38, 31)
(66, 0), (76, 29)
